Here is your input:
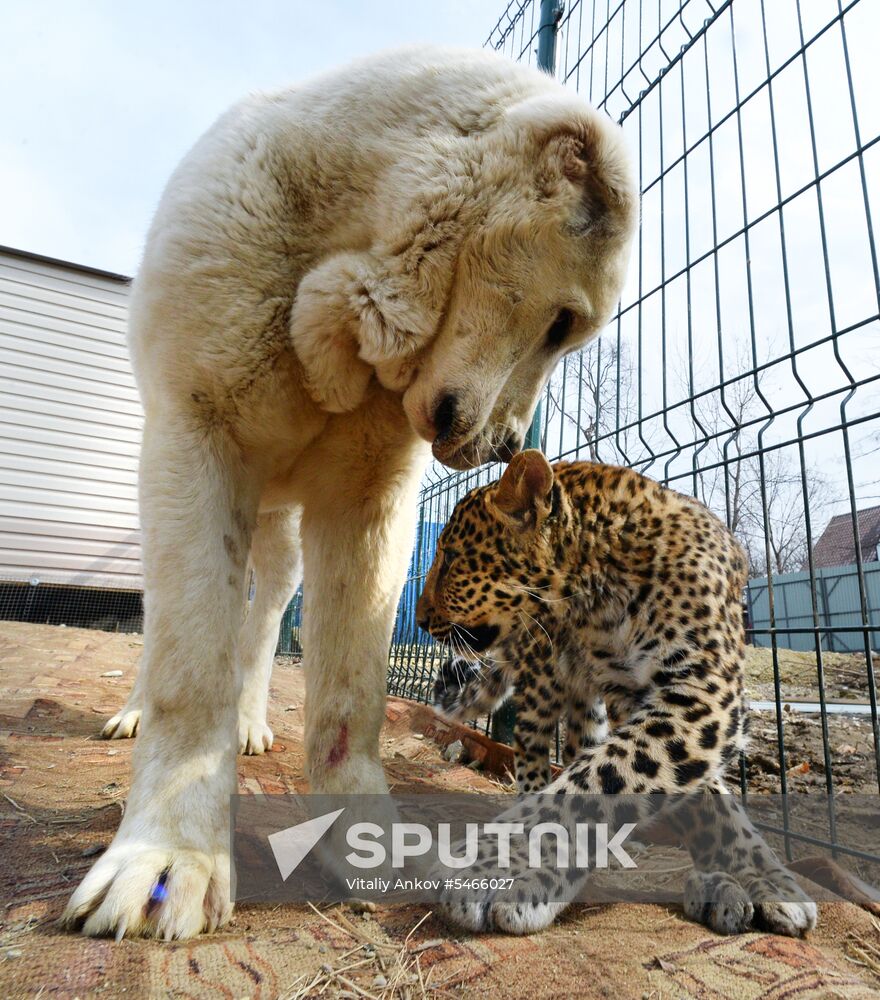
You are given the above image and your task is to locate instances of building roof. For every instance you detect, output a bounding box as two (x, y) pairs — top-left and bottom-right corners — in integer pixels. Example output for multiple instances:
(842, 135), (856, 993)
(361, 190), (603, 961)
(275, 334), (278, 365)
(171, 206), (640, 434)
(0, 244), (131, 283)
(807, 504), (880, 570)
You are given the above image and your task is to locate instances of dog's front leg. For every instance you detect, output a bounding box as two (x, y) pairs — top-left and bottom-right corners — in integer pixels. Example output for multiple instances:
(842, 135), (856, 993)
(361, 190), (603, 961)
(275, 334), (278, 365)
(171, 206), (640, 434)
(298, 422), (427, 795)
(238, 507), (303, 754)
(62, 418), (258, 939)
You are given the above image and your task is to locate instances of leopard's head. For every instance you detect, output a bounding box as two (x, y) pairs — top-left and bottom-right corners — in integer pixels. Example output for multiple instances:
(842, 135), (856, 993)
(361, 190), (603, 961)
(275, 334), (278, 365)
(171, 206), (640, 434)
(416, 450), (563, 657)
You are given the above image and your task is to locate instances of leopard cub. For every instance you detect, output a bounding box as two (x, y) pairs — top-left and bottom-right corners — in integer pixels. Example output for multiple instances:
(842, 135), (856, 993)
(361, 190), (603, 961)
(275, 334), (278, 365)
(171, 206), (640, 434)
(419, 449), (748, 795)
(416, 450), (817, 938)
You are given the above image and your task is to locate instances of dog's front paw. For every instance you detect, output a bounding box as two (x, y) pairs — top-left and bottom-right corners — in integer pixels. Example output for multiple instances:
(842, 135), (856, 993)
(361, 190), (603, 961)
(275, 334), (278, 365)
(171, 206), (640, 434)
(238, 716), (273, 755)
(61, 840), (231, 940)
(432, 657), (480, 717)
(101, 706), (141, 739)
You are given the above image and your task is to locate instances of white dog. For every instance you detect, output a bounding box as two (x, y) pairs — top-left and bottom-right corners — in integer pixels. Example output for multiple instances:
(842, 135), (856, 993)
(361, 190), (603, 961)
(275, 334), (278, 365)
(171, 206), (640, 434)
(62, 47), (637, 939)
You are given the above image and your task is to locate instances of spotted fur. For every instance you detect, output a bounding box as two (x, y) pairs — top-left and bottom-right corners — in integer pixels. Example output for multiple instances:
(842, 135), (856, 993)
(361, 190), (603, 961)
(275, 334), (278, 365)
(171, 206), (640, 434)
(416, 450), (817, 937)
(433, 655), (608, 785)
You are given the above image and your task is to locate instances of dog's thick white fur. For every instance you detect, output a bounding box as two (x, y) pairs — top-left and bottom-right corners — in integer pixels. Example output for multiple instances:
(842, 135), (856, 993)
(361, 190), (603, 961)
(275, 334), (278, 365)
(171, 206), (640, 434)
(62, 47), (637, 939)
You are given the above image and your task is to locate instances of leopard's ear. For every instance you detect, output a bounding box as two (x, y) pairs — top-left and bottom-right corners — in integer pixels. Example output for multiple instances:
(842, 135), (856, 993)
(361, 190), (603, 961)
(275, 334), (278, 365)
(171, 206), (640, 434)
(489, 450), (554, 525)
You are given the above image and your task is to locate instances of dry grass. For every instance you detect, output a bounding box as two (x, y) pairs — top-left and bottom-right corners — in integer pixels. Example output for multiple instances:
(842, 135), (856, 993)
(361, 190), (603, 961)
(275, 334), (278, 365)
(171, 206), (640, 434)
(844, 916), (880, 982)
(283, 904), (455, 1000)
(743, 646), (875, 699)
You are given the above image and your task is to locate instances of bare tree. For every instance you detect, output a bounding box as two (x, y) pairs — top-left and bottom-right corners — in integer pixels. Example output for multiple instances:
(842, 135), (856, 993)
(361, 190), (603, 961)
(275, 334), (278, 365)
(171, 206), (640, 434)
(739, 450), (831, 576)
(542, 338), (833, 579)
(682, 349), (832, 578)
(543, 338), (650, 465)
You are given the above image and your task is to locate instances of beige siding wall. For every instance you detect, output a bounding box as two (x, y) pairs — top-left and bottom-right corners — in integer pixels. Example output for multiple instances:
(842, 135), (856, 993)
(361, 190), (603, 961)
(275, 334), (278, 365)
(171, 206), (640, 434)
(0, 248), (142, 590)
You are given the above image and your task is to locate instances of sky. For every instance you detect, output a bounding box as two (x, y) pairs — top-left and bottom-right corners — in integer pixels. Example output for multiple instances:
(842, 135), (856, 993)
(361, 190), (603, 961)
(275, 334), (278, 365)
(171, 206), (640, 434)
(0, 0), (501, 275)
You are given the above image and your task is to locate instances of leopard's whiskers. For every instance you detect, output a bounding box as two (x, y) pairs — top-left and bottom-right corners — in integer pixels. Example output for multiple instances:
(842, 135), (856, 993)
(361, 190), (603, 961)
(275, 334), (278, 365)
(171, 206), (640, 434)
(517, 609), (554, 657)
(509, 583), (588, 605)
(445, 628), (510, 673)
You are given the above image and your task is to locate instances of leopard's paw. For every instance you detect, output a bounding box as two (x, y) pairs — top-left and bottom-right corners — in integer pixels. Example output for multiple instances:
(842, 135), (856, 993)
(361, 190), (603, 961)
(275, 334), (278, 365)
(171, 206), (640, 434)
(432, 657), (480, 718)
(440, 896), (569, 934)
(684, 869), (817, 937)
(684, 871), (754, 935)
(486, 899), (567, 934)
(754, 899), (817, 936)
(439, 890), (568, 935)
(437, 859), (572, 935)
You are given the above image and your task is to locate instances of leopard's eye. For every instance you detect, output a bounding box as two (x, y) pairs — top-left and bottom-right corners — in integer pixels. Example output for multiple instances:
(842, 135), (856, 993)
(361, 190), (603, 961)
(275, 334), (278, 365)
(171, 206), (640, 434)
(545, 308), (574, 349)
(442, 548), (459, 569)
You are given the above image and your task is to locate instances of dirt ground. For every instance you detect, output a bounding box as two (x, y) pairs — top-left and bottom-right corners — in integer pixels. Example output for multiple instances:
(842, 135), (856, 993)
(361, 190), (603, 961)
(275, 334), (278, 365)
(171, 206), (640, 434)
(734, 645), (880, 797)
(737, 710), (879, 795)
(744, 645), (878, 703)
(1, 622), (880, 999)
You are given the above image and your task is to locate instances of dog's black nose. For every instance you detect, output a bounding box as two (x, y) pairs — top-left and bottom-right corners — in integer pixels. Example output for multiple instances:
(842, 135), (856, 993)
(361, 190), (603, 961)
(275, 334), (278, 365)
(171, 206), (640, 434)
(493, 431), (523, 462)
(433, 393), (457, 441)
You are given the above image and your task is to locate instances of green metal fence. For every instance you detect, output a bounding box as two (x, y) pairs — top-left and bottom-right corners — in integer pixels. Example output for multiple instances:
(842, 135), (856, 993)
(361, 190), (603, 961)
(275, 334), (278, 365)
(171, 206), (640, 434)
(748, 562), (880, 654)
(385, 0), (880, 816)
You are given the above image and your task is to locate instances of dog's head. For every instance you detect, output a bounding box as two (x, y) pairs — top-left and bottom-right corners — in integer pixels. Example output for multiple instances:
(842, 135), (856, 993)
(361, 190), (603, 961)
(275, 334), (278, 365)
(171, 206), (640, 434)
(291, 88), (637, 470)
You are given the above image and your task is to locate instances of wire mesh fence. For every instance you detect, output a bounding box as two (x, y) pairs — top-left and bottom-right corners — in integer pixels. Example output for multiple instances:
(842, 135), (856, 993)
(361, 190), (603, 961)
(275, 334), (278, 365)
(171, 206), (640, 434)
(0, 576), (143, 634)
(387, 0), (880, 826)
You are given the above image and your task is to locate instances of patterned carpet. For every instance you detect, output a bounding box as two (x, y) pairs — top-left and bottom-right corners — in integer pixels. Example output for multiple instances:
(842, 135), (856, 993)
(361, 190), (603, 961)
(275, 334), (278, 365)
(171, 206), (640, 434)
(1, 621), (878, 999)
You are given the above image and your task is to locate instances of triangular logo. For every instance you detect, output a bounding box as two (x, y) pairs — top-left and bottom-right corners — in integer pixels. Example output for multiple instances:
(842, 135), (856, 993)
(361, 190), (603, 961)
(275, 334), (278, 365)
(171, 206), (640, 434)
(268, 808), (345, 881)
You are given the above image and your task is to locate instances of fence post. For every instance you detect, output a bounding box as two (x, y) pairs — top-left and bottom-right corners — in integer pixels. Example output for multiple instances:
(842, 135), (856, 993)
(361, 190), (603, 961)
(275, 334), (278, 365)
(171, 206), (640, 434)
(818, 572), (832, 653)
(523, 0), (565, 456)
(491, 0), (564, 749)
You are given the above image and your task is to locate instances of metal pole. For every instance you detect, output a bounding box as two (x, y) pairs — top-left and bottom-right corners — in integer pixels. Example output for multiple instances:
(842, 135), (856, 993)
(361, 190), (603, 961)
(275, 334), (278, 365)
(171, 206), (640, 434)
(492, 2), (564, 750)
(537, 0), (564, 78)
(523, 0), (565, 452)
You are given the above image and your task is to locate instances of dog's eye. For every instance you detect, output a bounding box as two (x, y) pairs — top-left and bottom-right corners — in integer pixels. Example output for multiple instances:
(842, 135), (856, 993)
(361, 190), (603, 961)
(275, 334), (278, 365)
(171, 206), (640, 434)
(545, 308), (574, 349)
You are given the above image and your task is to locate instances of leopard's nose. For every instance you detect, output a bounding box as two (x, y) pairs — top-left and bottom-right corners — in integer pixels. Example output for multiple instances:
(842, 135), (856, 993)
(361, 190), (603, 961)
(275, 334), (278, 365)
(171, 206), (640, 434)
(416, 615), (429, 632)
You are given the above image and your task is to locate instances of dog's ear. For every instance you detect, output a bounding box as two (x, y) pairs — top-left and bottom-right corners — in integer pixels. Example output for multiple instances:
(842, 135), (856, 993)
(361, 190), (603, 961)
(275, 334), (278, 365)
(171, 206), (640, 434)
(488, 450), (555, 527)
(289, 253), (434, 413)
(505, 94), (636, 236)
(352, 263), (436, 368)
(289, 254), (373, 413)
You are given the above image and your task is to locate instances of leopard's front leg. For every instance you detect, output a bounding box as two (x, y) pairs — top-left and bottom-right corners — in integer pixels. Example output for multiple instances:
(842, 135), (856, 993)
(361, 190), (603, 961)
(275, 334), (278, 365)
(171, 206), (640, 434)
(432, 657), (512, 721)
(439, 702), (684, 934)
(439, 696), (816, 937)
(679, 778), (817, 936)
(562, 697), (609, 764)
(511, 680), (565, 792)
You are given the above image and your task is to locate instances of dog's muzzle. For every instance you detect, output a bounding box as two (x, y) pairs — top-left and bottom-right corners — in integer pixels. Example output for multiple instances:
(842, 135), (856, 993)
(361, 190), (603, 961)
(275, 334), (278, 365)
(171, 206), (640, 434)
(432, 430), (524, 470)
